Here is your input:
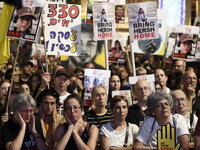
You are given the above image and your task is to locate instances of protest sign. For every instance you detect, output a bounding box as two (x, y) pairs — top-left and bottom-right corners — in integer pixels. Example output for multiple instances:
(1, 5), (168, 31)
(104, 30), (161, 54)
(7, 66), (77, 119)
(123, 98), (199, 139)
(172, 25), (199, 61)
(6, 1), (43, 41)
(93, 3), (116, 40)
(129, 74), (155, 91)
(127, 1), (158, 41)
(31, 43), (45, 66)
(131, 9), (166, 55)
(112, 90), (132, 106)
(44, 2), (81, 56)
(84, 69), (110, 105)
(108, 33), (129, 64)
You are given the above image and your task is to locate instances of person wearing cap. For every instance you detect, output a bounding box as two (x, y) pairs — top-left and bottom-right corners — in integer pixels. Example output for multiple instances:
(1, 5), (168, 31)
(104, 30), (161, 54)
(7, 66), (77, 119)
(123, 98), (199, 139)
(15, 7), (36, 33)
(54, 69), (70, 115)
(177, 33), (194, 58)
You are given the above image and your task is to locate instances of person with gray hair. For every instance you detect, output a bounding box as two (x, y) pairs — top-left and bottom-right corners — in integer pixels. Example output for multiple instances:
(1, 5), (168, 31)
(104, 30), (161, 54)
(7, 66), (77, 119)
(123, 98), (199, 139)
(136, 67), (147, 76)
(133, 90), (189, 150)
(1, 93), (49, 150)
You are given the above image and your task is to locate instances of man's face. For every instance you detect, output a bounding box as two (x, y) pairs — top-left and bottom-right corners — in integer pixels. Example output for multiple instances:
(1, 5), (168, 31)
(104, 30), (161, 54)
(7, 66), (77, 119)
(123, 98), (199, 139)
(118, 67), (128, 80)
(180, 41), (192, 54)
(116, 6), (124, 17)
(174, 60), (185, 73)
(41, 95), (56, 115)
(135, 80), (151, 102)
(182, 71), (197, 91)
(71, 32), (97, 63)
(16, 16), (32, 32)
(54, 75), (69, 91)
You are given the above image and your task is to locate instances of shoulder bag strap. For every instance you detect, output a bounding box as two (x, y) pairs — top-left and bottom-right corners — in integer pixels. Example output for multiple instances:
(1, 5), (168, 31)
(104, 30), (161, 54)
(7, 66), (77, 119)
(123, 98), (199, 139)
(123, 122), (129, 147)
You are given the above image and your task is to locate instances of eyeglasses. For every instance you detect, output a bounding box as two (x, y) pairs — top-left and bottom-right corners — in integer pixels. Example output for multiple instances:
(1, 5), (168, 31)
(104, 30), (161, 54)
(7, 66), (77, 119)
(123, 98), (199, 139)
(20, 109), (34, 114)
(155, 102), (171, 108)
(174, 98), (186, 104)
(66, 106), (81, 112)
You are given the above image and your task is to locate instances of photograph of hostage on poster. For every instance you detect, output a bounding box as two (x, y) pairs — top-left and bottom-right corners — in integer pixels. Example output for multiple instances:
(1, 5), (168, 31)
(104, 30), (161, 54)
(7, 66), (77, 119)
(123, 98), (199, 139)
(7, 6), (42, 41)
(172, 25), (200, 60)
(61, 21), (106, 69)
(173, 33), (198, 60)
(92, 3), (116, 40)
(127, 1), (158, 41)
(84, 69), (110, 105)
(44, 2), (81, 56)
(115, 5), (125, 24)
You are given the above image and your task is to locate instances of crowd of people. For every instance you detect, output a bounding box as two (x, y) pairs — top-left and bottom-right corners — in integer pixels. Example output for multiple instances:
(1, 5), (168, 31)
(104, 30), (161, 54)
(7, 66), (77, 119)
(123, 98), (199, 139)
(0, 50), (200, 150)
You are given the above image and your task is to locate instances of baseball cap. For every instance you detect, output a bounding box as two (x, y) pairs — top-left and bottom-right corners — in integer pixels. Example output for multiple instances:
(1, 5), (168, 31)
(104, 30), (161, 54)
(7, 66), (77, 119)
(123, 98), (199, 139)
(179, 34), (194, 44)
(55, 69), (70, 78)
(17, 7), (36, 20)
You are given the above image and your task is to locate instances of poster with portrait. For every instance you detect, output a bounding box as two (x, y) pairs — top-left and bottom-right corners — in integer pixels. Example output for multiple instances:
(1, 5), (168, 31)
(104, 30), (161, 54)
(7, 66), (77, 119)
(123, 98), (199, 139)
(127, 1), (159, 41)
(112, 90), (132, 106)
(92, 3), (116, 40)
(130, 9), (167, 55)
(84, 69), (111, 105)
(31, 44), (45, 66)
(129, 74), (155, 91)
(172, 25), (199, 60)
(44, 2), (81, 56)
(6, 1), (43, 41)
(108, 32), (129, 64)
(115, 5), (125, 24)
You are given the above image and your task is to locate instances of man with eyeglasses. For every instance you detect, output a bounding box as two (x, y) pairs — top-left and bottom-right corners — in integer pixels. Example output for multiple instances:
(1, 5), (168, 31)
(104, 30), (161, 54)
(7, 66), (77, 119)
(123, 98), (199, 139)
(35, 89), (63, 149)
(126, 79), (152, 127)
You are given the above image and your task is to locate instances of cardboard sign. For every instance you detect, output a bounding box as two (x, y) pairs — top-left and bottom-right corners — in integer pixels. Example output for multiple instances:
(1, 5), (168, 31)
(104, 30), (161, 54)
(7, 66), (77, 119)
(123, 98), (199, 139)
(172, 25), (200, 61)
(93, 3), (116, 40)
(131, 9), (167, 55)
(44, 2), (81, 56)
(127, 2), (159, 41)
(84, 69), (110, 102)
(112, 90), (133, 106)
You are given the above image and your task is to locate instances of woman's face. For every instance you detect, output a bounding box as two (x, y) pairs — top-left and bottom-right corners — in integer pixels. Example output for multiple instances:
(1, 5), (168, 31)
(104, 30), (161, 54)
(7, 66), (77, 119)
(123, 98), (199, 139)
(152, 99), (171, 120)
(19, 106), (34, 123)
(16, 16), (32, 32)
(31, 76), (40, 89)
(0, 82), (10, 96)
(180, 41), (192, 54)
(110, 75), (121, 91)
(92, 87), (107, 106)
(112, 100), (128, 120)
(65, 98), (82, 124)
(173, 92), (187, 115)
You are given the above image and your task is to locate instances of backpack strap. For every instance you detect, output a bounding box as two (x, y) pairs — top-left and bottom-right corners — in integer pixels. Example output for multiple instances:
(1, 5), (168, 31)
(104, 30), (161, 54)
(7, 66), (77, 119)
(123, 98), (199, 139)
(123, 122), (129, 147)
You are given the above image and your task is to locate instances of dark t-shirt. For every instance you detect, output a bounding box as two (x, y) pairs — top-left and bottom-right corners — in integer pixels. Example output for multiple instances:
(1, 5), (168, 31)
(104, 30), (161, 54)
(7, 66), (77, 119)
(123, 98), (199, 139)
(64, 123), (90, 150)
(126, 104), (147, 127)
(1, 119), (37, 150)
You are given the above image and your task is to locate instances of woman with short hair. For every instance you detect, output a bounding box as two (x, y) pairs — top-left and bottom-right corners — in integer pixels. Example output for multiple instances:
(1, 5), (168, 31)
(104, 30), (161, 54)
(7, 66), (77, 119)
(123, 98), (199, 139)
(1, 93), (49, 150)
(133, 90), (189, 150)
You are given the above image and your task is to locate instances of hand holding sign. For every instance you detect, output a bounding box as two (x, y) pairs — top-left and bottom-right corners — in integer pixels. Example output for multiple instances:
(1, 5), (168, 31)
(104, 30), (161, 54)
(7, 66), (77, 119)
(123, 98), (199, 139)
(157, 123), (180, 150)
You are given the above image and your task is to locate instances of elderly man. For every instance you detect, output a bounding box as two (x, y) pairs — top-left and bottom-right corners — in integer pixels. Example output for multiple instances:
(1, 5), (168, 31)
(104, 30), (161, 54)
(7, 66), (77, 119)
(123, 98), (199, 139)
(174, 59), (186, 74)
(181, 71), (200, 115)
(126, 79), (152, 127)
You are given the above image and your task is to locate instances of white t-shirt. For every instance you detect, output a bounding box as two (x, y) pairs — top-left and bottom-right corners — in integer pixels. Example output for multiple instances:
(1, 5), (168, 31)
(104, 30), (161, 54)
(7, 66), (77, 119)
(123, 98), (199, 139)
(100, 122), (139, 147)
(58, 92), (70, 114)
(136, 114), (189, 148)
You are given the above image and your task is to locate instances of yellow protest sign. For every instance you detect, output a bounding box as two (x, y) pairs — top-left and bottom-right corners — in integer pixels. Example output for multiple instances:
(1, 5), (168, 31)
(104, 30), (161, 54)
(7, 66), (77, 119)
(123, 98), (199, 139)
(157, 123), (180, 150)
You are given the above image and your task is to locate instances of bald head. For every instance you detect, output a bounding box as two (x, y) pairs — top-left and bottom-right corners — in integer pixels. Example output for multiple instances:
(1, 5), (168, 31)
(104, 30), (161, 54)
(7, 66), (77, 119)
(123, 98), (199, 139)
(135, 79), (152, 102)
(181, 71), (197, 91)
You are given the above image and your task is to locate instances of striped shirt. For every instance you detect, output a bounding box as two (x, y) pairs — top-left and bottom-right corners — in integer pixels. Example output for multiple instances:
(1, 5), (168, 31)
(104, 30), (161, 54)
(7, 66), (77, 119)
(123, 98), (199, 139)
(85, 109), (113, 129)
